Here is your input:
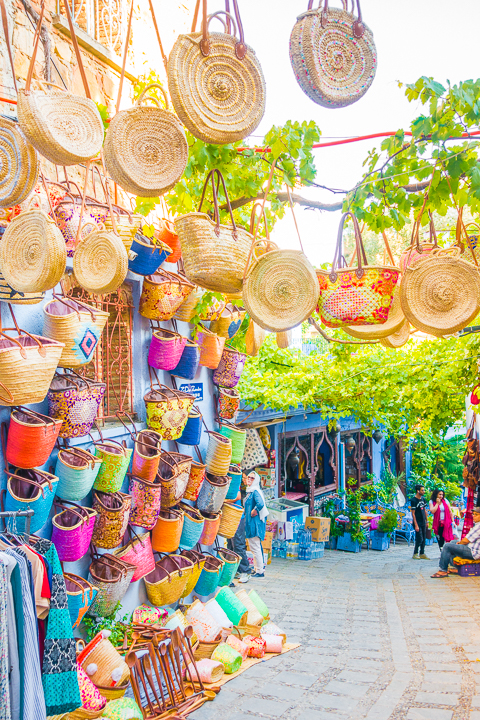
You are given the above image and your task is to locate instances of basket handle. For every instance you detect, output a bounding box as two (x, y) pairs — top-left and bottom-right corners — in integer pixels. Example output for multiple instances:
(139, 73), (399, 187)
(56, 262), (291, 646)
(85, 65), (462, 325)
(136, 83), (169, 110)
(51, 293), (98, 322)
(13, 406), (59, 431)
(0, 0), (17, 92)
(199, 0), (247, 59)
(65, 574), (88, 601)
(329, 212), (367, 282)
(58, 446), (97, 470)
(0, 304), (47, 358)
(115, 411), (137, 442)
(319, 0), (364, 37)
(198, 169), (238, 240)
(206, 10), (237, 36)
(53, 499), (90, 527)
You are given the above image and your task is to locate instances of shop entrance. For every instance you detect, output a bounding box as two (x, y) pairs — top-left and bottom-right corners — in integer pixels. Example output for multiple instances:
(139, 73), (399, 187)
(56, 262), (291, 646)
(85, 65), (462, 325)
(279, 426), (337, 514)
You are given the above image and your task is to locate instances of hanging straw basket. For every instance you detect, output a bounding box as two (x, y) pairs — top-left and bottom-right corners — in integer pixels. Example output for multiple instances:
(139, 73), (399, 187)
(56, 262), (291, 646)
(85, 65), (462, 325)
(87, 553), (135, 618)
(276, 330), (292, 348)
(218, 387), (240, 421)
(217, 547), (241, 585)
(194, 555), (224, 597)
(245, 318), (266, 357)
(128, 231), (170, 276)
(51, 504), (97, 563)
(177, 408), (203, 446)
(289, 0), (377, 108)
(213, 346), (247, 389)
(197, 472), (230, 513)
(128, 474), (162, 530)
(139, 269), (195, 320)
(218, 422), (246, 464)
(175, 170), (254, 293)
(175, 286), (202, 322)
(167, 5), (265, 144)
(218, 503), (244, 540)
(205, 433), (232, 476)
(380, 320), (410, 349)
(148, 328), (187, 371)
(226, 464), (242, 500)
(197, 326), (225, 369)
(131, 429), (162, 484)
(91, 491), (131, 549)
(7, 407), (62, 469)
(73, 227), (128, 295)
(343, 286), (405, 340)
(399, 248), (480, 337)
(157, 450), (192, 507)
(180, 549), (206, 597)
(55, 448), (101, 502)
(183, 459), (206, 503)
(144, 553), (194, 606)
(243, 243), (319, 332)
(0, 269), (44, 305)
(113, 529), (156, 582)
(198, 510), (222, 545)
(43, 296), (109, 367)
(151, 508), (184, 553)
(0, 117), (39, 208)
(210, 305), (246, 339)
(104, 210), (143, 254)
(178, 503), (205, 550)
(144, 383), (195, 442)
(156, 218), (181, 263)
(0, 206), (66, 292)
(172, 340), (200, 380)
(104, 83), (188, 197)
(47, 371), (106, 438)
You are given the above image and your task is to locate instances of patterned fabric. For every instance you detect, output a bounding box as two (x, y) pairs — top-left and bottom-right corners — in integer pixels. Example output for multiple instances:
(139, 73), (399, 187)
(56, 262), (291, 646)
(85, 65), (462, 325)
(93, 449), (132, 493)
(101, 698), (143, 720)
(47, 384), (106, 439)
(0, 560), (10, 720)
(132, 604), (168, 626)
(218, 388), (240, 420)
(241, 429), (268, 470)
(77, 664), (106, 712)
(317, 267), (400, 328)
(33, 538), (81, 716)
(145, 396), (194, 441)
(129, 476), (162, 529)
(91, 493), (131, 549)
(212, 348), (247, 389)
(139, 276), (193, 321)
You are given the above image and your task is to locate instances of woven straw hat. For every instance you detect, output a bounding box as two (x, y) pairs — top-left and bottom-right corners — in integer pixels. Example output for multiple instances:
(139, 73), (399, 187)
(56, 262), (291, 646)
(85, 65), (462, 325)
(167, 6), (265, 145)
(380, 319), (410, 348)
(290, 2), (377, 108)
(73, 228), (128, 295)
(0, 207), (66, 292)
(104, 84), (188, 197)
(0, 118), (39, 208)
(243, 247), (319, 332)
(343, 286), (405, 340)
(399, 248), (480, 337)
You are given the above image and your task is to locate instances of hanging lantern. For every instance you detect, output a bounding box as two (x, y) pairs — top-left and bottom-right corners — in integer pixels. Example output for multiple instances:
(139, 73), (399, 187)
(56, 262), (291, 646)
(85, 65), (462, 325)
(345, 435), (356, 451)
(372, 430), (384, 443)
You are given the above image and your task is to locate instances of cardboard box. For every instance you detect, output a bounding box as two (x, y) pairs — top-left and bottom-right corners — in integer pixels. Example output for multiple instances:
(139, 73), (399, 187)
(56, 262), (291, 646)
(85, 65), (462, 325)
(262, 531), (273, 551)
(305, 516), (331, 542)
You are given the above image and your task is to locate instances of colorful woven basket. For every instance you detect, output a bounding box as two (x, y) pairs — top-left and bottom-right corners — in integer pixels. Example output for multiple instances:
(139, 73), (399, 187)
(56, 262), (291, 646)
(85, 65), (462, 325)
(218, 503), (244, 541)
(183, 459), (206, 502)
(6, 407), (62, 469)
(47, 371), (106, 439)
(243, 634), (266, 658)
(235, 588), (264, 626)
(198, 510), (222, 546)
(185, 599), (223, 642)
(205, 433), (232, 476)
(197, 472), (230, 514)
(194, 555), (224, 597)
(210, 304), (246, 339)
(171, 340), (200, 380)
(127, 231), (170, 276)
(214, 586), (248, 626)
(218, 422), (246, 464)
(213, 346), (247, 389)
(217, 387), (240, 421)
(93, 440), (132, 493)
(248, 589), (269, 619)
(113, 529), (155, 582)
(76, 631), (130, 688)
(43, 296), (108, 368)
(55, 448), (101, 502)
(151, 508), (184, 553)
(178, 503), (205, 550)
(148, 328), (187, 371)
(180, 549), (206, 597)
(217, 547), (241, 586)
(156, 217), (181, 263)
(91, 491), (131, 549)
(87, 554), (135, 618)
(211, 643), (242, 674)
(128, 474), (162, 530)
(131, 429), (162, 484)
(139, 269), (195, 320)
(177, 408), (203, 446)
(51, 503), (97, 562)
(4, 468), (58, 532)
(64, 573), (97, 629)
(196, 326), (225, 370)
(226, 464), (243, 500)
(144, 383), (195, 441)
(144, 553), (193, 606)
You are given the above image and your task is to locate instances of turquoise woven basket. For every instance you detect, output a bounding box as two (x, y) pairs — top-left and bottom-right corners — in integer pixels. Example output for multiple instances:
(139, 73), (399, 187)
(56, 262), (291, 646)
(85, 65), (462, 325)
(215, 586), (248, 625)
(217, 548), (241, 587)
(226, 464), (242, 500)
(178, 504), (205, 550)
(194, 556), (224, 597)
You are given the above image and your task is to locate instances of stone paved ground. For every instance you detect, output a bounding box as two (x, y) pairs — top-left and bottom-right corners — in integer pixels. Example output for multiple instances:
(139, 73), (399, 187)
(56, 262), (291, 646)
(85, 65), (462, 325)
(191, 542), (480, 720)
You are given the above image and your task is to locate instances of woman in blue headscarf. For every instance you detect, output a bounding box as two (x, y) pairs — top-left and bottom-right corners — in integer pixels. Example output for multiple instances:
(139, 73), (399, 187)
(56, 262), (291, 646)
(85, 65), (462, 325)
(244, 471), (269, 578)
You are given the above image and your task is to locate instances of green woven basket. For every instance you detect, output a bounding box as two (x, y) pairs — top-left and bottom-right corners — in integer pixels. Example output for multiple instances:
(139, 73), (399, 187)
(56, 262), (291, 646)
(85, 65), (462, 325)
(248, 589), (269, 619)
(214, 586), (248, 626)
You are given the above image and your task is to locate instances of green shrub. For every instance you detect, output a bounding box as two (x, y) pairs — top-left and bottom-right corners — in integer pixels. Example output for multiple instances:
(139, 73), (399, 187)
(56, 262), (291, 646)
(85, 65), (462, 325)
(377, 508), (398, 534)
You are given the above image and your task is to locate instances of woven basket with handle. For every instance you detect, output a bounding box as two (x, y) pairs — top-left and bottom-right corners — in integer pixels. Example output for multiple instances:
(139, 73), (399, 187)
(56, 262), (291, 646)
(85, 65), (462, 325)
(168, 0), (265, 144)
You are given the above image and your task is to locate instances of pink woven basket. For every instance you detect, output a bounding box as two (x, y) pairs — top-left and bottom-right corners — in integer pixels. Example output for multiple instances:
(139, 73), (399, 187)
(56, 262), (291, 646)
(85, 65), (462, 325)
(51, 503), (97, 562)
(148, 328), (187, 371)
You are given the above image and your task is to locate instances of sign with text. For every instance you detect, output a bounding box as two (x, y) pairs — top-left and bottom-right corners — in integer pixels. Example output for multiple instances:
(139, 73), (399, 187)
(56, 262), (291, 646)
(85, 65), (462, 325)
(178, 382), (203, 401)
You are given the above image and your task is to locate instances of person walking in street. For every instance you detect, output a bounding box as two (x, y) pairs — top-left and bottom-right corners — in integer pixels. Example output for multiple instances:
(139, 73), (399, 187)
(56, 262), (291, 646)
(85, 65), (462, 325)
(429, 489), (454, 548)
(431, 507), (480, 577)
(226, 471), (251, 584)
(244, 470), (268, 578)
(411, 484), (429, 559)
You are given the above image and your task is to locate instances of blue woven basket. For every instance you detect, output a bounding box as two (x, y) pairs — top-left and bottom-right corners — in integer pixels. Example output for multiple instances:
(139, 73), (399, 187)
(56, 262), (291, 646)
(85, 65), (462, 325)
(55, 448), (101, 502)
(5, 470), (58, 532)
(128, 232), (170, 276)
(65, 573), (98, 629)
(179, 504), (205, 550)
(172, 341), (200, 380)
(217, 548), (241, 587)
(177, 410), (202, 446)
(194, 555), (224, 596)
(226, 464), (242, 500)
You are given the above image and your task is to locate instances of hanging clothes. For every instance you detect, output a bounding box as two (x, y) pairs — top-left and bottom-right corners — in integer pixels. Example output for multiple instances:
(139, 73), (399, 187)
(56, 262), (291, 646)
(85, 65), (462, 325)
(0, 558), (11, 720)
(3, 547), (46, 720)
(0, 553), (20, 720)
(31, 538), (80, 716)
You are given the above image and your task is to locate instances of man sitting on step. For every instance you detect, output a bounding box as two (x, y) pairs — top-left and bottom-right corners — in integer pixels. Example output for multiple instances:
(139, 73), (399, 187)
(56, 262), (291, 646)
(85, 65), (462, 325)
(431, 507), (480, 578)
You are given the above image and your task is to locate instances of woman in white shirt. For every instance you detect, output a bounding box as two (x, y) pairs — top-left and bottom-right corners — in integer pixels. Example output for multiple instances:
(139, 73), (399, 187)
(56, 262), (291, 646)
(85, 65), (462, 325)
(429, 489), (454, 548)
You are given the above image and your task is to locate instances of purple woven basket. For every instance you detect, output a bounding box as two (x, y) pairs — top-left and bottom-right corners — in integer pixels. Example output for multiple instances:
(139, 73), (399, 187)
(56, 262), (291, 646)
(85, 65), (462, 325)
(213, 347), (247, 389)
(51, 506), (97, 562)
(148, 329), (187, 371)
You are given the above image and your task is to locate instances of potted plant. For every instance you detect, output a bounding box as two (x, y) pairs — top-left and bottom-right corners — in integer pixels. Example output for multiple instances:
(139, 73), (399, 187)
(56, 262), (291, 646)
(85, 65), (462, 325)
(371, 508), (398, 551)
(336, 479), (374, 553)
(321, 498), (343, 549)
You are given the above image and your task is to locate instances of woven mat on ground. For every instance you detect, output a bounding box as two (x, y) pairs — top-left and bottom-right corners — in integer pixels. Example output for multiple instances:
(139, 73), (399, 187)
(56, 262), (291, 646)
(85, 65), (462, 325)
(203, 643), (300, 688)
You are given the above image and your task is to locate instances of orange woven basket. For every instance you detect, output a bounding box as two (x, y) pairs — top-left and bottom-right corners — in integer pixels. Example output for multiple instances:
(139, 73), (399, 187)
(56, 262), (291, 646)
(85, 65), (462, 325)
(151, 508), (184, 553)
(196, 326), (225, 369)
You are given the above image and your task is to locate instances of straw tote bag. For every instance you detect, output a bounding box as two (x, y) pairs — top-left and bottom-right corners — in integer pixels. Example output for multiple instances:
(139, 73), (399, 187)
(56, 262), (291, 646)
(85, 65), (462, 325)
(0, 203), (66, 293)
(64, 574), (98, 629)
(91, 491), (132, 549)
(43, 295), (109, 367)
(148, 328), (187, 371)
(51, 501), (97, 562)
(104, 83), (188, 197)
(317, 212), (400, 328)
(290, 0), (376, 108)
(400, 247), (480, 337)
(55, 447), (101, 502)
(144, 373), (195, 441)
(244, 318), (266, 357)
(93, 438), (132, 493)
(139, 269), (195, 320)
(113, 527), (155, 582)
(87, 552), (136, 618)
(17, 0), (103, 165)
(0, 2), (39, 207)
(380, 319), (410, 349)
(47, 370), (106, 438)
(157, 450), (193, 508)
(175, 169), (253, 294)
(6, 407), (62, 468)
(213, 345), (247, 388)
(184, 453), (207, 501)
(168, 0), (265, 144)
(144, 553), (193, 606)
(0, 305), (64, 407)
(151, 508), (184, 553)
(116, 412), (162, 484)
(209, 304), (246, 339)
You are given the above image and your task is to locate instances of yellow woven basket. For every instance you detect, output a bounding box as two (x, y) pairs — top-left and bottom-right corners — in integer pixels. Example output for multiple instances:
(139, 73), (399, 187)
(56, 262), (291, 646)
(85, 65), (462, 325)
(43, 297), (109, 368)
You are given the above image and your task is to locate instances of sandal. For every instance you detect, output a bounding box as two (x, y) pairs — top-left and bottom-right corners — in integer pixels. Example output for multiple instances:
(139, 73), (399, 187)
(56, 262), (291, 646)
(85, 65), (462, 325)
(448, 567), (459, 574)
(431, 571), (449, 578)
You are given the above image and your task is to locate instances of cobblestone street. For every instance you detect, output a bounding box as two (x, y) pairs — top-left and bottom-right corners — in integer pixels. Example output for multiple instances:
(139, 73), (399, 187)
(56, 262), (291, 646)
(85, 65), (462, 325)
(192, 543), (480, 720)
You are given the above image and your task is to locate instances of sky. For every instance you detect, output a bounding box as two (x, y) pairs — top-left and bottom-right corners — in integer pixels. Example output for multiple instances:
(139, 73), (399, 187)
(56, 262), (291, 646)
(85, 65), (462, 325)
(225, 0), (480, 267)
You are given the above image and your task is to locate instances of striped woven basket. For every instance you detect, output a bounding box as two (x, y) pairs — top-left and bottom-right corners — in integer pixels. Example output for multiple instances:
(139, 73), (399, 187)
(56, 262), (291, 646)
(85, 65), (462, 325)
(218, 503), (244, 540)
(180, 549), (206, 597)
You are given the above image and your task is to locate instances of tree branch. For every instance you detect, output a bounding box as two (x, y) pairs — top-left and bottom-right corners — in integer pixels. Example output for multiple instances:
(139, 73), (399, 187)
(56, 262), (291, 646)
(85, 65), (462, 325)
(19, 0), (52, 81)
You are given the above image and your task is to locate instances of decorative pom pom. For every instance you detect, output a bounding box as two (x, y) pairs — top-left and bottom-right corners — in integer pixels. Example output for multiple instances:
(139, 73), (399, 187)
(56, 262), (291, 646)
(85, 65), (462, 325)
(111, 666), (123, 682)
(101, 629), (111, 638)
(86, 663), (97, 675)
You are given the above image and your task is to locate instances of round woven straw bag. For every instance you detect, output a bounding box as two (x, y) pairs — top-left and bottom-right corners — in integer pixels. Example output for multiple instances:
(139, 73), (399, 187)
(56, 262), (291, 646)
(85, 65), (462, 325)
(168, 1), (265, 144)
(73, 227), (128, 295)
(0, 205), (66, 292)
(104, 83), (188, 197)
(399, 248), (480, 337)
(175, 170), (253, 294)
(0, 118), (39, 208)
(243, 242), (319, 332)
(343, 286), (405, 340)
(290, 0), (377, 108)
(17, 1), (103, 165)
(380, 319), (410, 348)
